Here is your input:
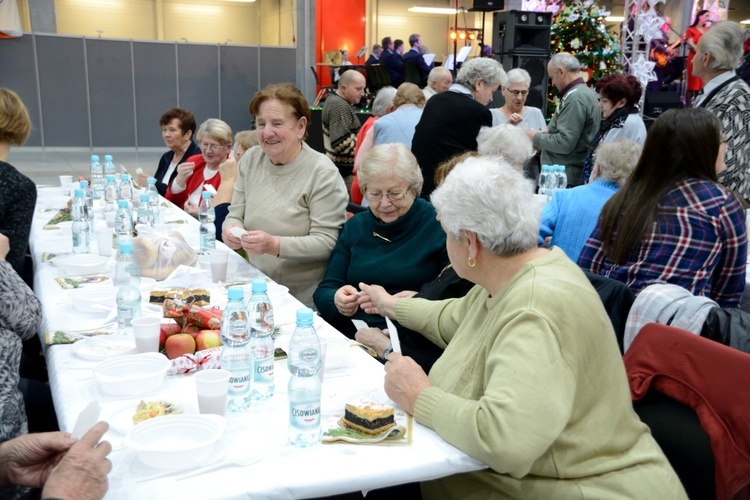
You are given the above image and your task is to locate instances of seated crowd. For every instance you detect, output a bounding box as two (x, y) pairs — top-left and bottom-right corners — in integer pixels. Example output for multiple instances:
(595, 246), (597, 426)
(2, 20), (750, 500)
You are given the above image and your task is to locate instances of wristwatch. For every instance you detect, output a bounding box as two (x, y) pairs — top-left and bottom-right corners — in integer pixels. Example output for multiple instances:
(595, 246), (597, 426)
(382, 343), (393, 360)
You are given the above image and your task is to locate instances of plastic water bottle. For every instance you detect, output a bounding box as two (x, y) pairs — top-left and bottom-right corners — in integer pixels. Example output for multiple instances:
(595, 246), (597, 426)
(71, 189), (90, 254)
(137, 193), (154, 226)
(116, 242), (141, 333)
(199, 191), (216, 255)
(114, 240), (140, 287)
(114, 199), (134, 248)
(247, 279), (275, 401)
(145, 177), (160, 223)
(538, 165), (549, 197)
(103, 155), (116, 177)
(556, 164), (568, 190)
(89, 155), (104, 199)
(220, 286), (253, 412)
(118, 174), (133, 210)
(79, 180), (95, 233)
(288, 308), (321, 446)
(288, 308), (321, 376)
(104, 175), (118, 213)
(288, 368), (321, 448)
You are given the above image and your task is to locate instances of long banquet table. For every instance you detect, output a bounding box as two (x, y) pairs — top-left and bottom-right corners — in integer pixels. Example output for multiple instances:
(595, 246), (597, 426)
(29, 186), (485, 499)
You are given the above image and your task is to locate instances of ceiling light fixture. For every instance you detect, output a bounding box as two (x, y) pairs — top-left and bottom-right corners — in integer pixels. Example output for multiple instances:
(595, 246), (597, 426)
(741, 19), (750, 25)
(605, 15), (625, 22)
(408, 6), (458, 14)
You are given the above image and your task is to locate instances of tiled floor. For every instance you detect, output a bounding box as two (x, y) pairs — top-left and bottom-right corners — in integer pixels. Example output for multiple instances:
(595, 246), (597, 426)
(9, 147), (165, 186)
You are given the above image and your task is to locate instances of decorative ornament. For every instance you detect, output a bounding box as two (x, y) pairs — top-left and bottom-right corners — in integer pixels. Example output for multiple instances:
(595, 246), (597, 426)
(630, 54), (657, 88)
(636, 11), (666, 44)
(571, 38), (582, 49)
(599, 61), (607, 70)
(568, 12), (580, 22)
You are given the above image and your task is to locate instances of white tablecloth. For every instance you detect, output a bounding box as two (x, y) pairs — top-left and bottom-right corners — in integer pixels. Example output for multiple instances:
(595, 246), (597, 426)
(30, 187), (485, 499)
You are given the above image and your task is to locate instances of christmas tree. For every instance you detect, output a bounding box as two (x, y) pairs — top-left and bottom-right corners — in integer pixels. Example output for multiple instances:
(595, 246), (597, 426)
(547, 0), (621, 117)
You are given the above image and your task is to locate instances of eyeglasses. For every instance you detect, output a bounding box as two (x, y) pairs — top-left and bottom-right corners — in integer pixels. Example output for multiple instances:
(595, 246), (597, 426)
(200, 142), (228, 152)
(364, 190), (408, 202)
(506, 89), (529, 96)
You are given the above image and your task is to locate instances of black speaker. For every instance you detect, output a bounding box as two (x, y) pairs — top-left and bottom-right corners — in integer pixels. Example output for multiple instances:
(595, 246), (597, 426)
(470, 0), (504, 11)
(491, 52), (549, 116)
(492, 10), (552, 56)
(644, 91), (682, 128)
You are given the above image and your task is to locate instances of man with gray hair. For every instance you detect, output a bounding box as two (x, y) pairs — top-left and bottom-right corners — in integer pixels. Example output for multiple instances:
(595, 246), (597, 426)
(365, 44), (382, 66)
(423, 66), (453, 101)
(526, 52), (600, 186)
(693, 21), (750, 203)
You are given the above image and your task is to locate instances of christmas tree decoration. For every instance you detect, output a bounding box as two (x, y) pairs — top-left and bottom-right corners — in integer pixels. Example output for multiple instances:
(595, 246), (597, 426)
(630, 54), (657, 89)
(547, 0), (622, 117)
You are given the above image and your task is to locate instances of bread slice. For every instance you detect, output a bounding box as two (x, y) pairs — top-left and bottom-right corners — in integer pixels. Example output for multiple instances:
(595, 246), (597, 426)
(342, 402), (395, 435)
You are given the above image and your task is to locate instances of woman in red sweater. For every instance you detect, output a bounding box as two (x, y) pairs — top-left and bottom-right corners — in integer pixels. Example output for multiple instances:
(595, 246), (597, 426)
(166, 118), (233, 217)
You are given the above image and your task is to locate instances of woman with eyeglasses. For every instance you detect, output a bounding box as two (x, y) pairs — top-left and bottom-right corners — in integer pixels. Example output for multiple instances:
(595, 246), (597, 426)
(491, 68), (547, 187)
(579, 107), (746, 308)
(313, 143), (449, 338)
(166, 118), (235, 217)
(222, 83), (348, 308)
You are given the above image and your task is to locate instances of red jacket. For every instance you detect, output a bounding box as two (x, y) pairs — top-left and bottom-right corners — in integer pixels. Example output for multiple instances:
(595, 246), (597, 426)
(165, 153), (222, 209)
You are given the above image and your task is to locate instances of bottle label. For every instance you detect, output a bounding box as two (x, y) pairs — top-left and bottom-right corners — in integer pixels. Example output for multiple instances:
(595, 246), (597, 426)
(254, 355), (274, 384)
(262, 307), (274, 330)
(117, 304), (136, 327)
(289, 400), (321, 430)
(200, 232), (216, 250)
(228, 319), (248, 337)
(228, 372), (251, 396)
(298, 347), (319, 364)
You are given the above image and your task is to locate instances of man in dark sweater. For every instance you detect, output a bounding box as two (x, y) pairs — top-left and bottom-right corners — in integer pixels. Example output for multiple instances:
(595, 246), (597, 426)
(322, 70), (366, 194)
(411, 58), (505, 198)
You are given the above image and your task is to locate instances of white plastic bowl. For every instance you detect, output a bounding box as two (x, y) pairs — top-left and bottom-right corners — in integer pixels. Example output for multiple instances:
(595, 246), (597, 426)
(69, 288), (118, 314)
(123, 414), (226, 469)
(93, 352), (170, 396)
(53, 254), (110, 275)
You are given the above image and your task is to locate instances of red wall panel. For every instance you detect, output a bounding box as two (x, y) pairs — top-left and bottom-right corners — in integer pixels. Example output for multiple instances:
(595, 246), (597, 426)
(315, 0), (366, 90)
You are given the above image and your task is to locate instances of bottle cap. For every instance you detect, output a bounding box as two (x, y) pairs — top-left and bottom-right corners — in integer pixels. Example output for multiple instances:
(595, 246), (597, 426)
(202, 191), (211, 200)
(119, 241), (133, 254)
(121, 174), (128, 181)
(118, 200), (128, 208)
(106, 175), (115, 182)
(91, 155), (100, 161)
(140, 193), (149, 202)
(74, 189), (83, 197)
(79, 180), (89, 188)
(147, 177), (156, 185)
(251, 279), (267, 293)
(227, 286), (244, 301)
(105, 155), (113, 162)
(296, 308), (314, 326)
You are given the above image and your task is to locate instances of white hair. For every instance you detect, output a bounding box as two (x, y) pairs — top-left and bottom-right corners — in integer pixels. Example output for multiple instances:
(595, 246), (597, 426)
(698, 21), (743, 71)
(427, 66), (452, 85)
(476, 124), (534, 169)
(360, 143), (424, 196)
(593, 138), (641, 185)
(456, 58), (507, 91)
(431, 156), (539, 257)
(371, 86), (397, 117)
(506, 68), (531, 87)
(549, 52), (581, 73)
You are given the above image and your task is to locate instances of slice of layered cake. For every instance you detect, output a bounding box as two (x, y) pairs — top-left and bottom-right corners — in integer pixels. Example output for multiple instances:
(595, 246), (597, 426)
(342, 402), (396, 435)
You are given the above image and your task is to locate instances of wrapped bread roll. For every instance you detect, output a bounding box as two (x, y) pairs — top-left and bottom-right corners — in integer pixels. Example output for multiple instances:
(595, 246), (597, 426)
(133, 229), (197, 280)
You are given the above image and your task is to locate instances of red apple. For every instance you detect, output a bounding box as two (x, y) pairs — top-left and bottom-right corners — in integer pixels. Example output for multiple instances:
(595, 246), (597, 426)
(165, 333), (196, 359)
(182, 324), (201, 339)
(159, 323), (183, 348)
(196, 330), (222, 351)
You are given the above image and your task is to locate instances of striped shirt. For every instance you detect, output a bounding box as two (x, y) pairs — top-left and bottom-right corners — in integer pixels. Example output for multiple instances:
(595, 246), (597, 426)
(578, 178), (747, 308)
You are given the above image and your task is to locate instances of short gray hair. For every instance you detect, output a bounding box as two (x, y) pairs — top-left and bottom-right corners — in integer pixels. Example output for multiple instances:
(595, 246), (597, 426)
(371, 86), (397, 117)
(698, 21), (743, 71)
(431, 156), (539, 257)
(360, 143), (424, 197)
(594, 138), (641, 186)
(456, 58), (507, 91)
(427, 66), (452, 85)
(549, 52), (581, 73)
(506, 68), (531, 87)
(476, 124), (533, 169)
(196, 118), (233, 145)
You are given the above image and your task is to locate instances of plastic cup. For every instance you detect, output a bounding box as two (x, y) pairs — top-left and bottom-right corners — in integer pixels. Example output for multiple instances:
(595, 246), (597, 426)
(59, 175), (72, 192)
(130, 316), (161, 353)
(95, 228), (112, 257)
(209, 249), (229, 282)
(318, 339), (328, 382)
(194, 369), (231, 416)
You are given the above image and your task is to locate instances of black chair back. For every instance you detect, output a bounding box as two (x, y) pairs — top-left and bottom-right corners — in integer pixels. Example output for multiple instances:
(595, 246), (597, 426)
(403, 61), (421, 85)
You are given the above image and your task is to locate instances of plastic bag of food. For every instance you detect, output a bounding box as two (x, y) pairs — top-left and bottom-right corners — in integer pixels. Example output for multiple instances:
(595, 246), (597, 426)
(132, 228), (197, 280)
